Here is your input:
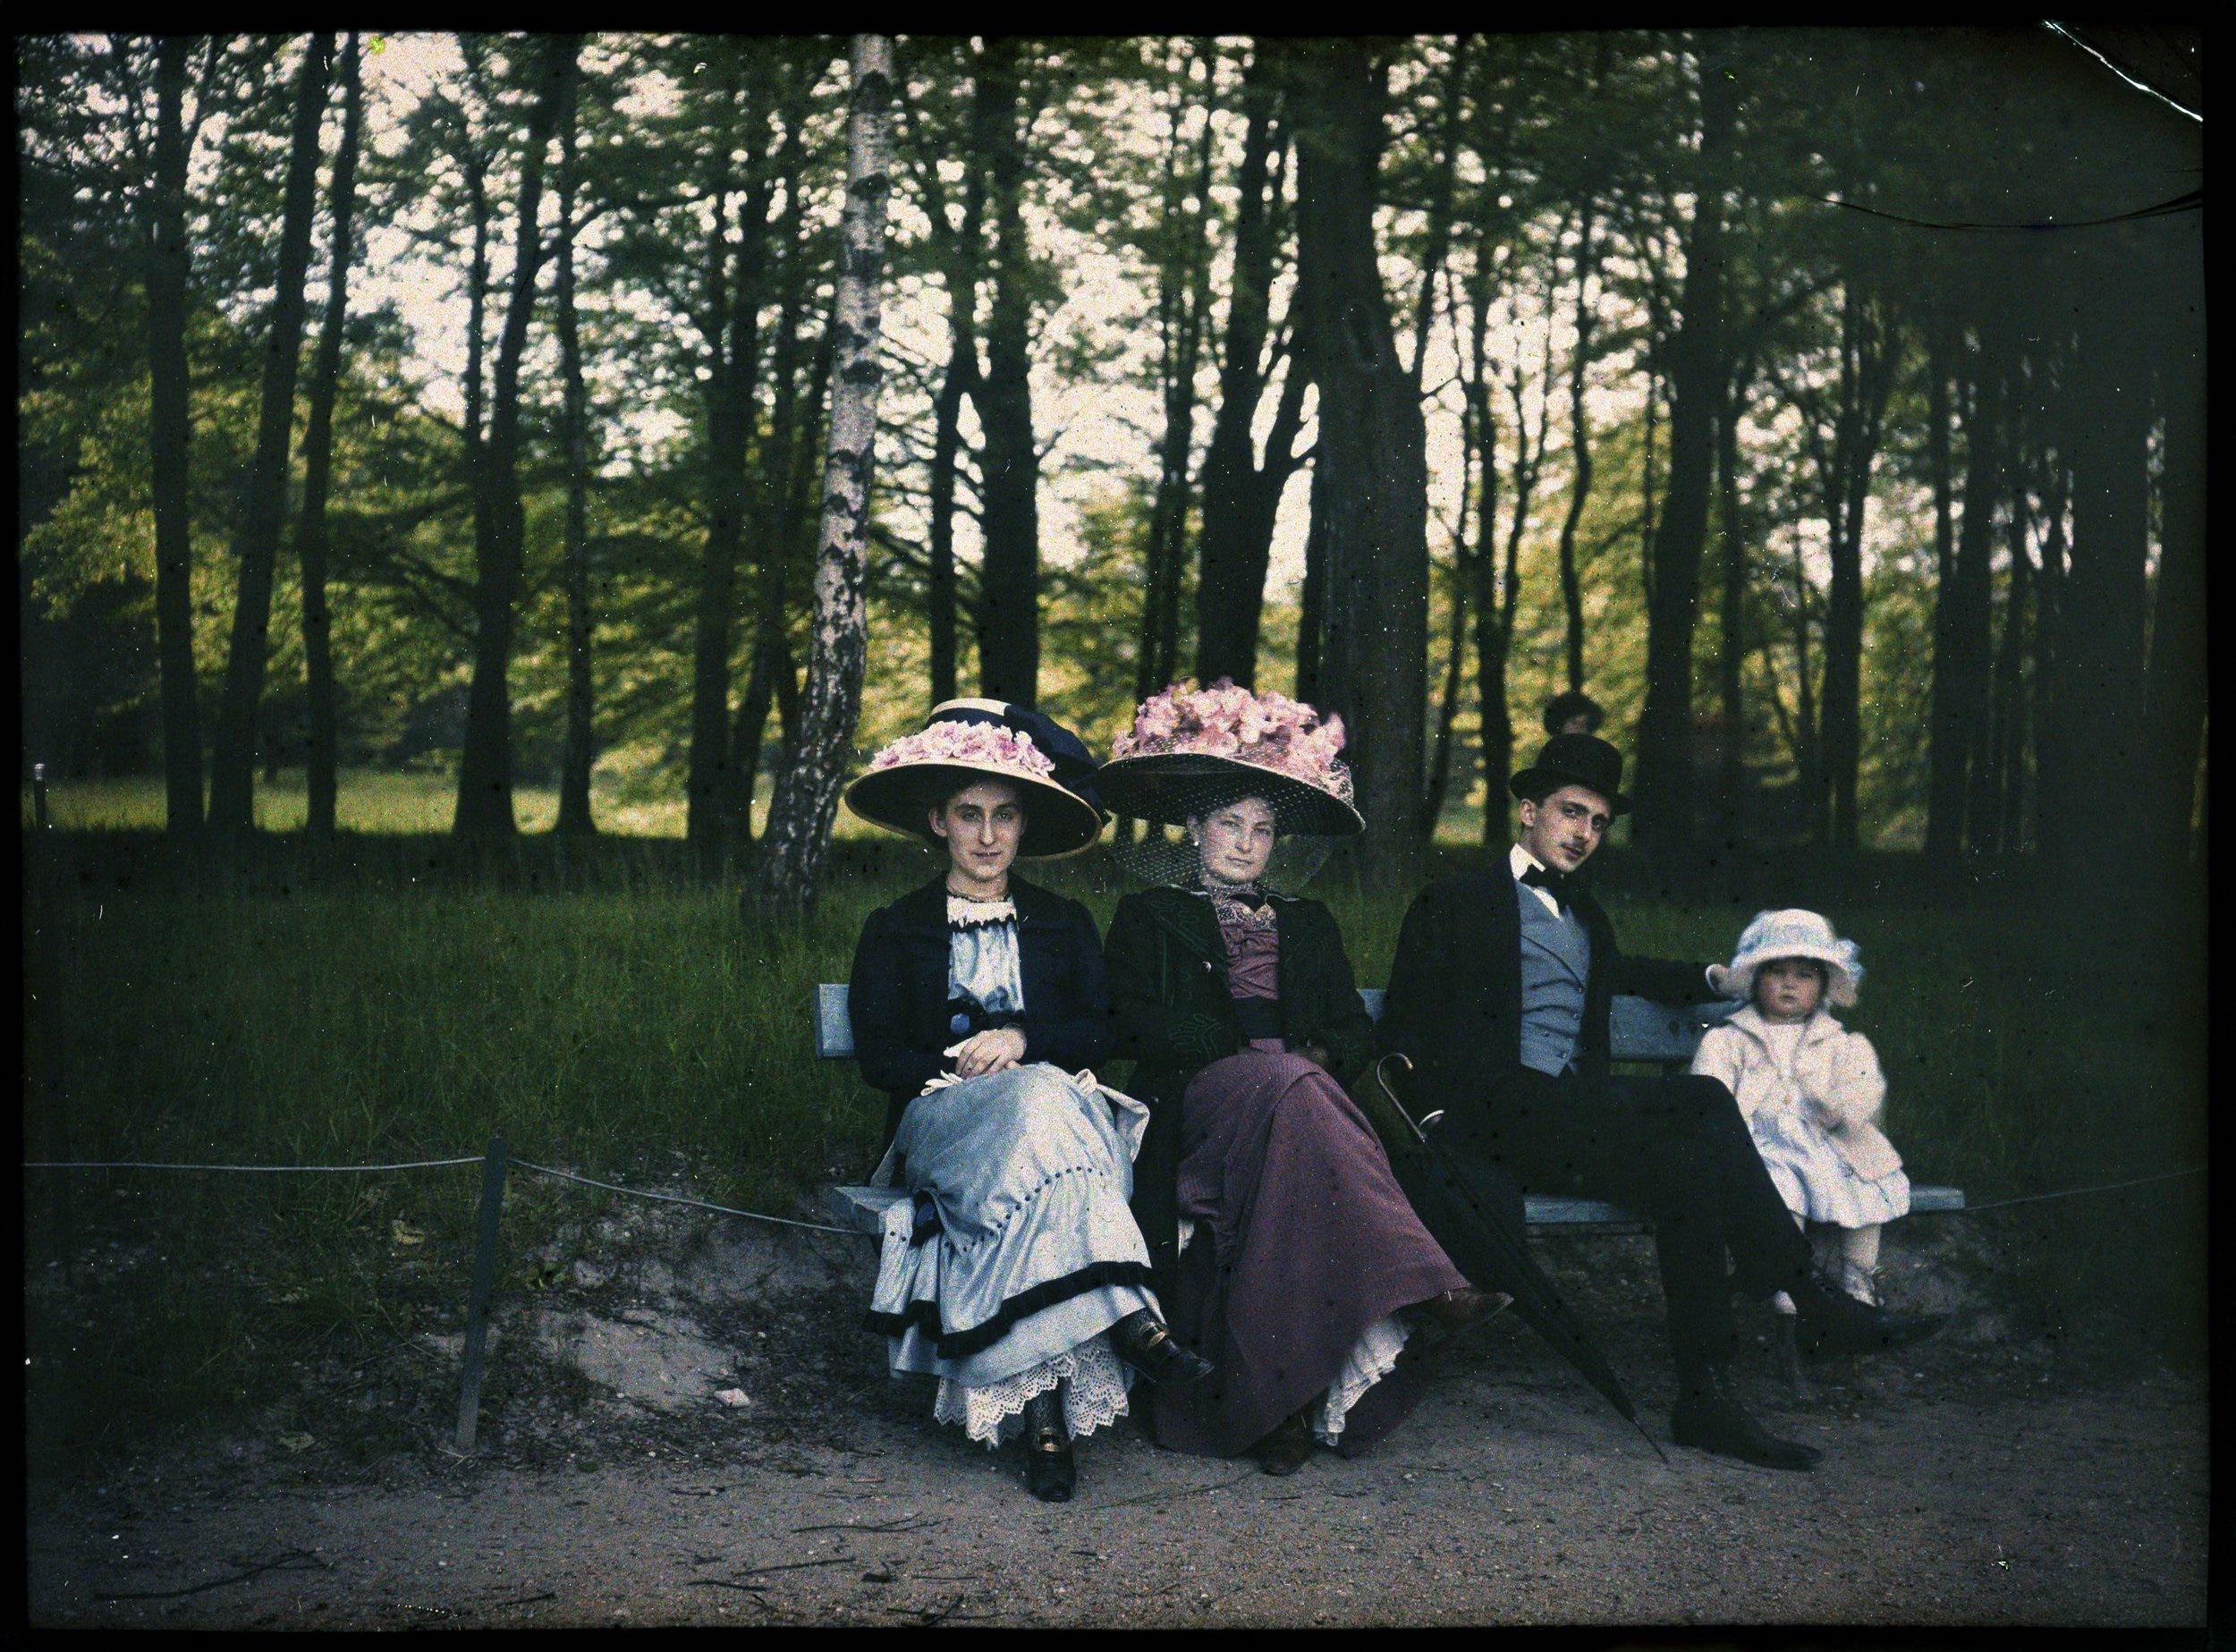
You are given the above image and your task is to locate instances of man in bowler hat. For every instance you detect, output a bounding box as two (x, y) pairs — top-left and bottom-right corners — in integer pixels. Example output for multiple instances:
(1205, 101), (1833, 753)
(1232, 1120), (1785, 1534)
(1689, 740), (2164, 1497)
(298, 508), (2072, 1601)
(1377, 733), (1938, 1470)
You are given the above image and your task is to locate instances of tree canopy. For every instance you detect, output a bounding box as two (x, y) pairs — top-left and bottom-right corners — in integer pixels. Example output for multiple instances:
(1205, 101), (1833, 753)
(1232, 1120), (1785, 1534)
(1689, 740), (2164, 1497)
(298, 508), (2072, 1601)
(17, 29), (2204, 889)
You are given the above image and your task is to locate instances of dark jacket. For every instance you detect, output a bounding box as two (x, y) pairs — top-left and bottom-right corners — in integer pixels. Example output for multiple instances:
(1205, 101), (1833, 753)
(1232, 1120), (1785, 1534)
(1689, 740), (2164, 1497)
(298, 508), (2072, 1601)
(1376, 868), (1716, 1129)
(848, 876), (1110, 1146)
(1104, 884), (1376, 1285)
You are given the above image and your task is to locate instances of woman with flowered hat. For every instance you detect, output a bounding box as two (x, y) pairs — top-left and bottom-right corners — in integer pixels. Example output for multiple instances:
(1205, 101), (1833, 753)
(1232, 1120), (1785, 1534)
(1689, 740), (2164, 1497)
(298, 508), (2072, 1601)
(843, 699), (1211, 1504)
(1098, 681), (1499, 1476)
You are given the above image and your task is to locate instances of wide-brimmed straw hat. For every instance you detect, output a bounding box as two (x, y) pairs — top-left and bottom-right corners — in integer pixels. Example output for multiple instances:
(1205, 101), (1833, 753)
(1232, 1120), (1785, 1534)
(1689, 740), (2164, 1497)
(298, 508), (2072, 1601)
(1509, 733), (1631, 815)
(1715, 909), (1864, 1009)
(843, 699), (1105, 860)
(1097, 679), (1364, 838)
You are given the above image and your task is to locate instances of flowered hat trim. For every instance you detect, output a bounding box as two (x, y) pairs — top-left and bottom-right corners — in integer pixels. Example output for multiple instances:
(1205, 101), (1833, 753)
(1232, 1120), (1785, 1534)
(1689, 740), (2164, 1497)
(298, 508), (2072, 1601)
(844, 698), (1105, 860)
(1100, 679), (1363, 837)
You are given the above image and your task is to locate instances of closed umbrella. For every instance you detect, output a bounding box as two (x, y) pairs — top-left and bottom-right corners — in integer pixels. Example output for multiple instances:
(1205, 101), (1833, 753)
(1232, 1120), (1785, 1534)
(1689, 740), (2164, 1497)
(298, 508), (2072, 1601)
(1363, 1055), (1666, 1463)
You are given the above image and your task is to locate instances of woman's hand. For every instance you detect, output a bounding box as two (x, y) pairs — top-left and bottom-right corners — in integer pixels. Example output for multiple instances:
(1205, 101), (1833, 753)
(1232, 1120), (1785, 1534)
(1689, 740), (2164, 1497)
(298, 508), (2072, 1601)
(951, 1026), (1029, 1079)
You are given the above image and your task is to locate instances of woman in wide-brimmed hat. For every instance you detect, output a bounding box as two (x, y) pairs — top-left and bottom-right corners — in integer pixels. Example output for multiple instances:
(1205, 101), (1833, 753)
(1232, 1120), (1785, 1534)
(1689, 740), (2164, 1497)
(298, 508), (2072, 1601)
(1098, 681), (1497, 1477)
(843, 699), (1211, 1504)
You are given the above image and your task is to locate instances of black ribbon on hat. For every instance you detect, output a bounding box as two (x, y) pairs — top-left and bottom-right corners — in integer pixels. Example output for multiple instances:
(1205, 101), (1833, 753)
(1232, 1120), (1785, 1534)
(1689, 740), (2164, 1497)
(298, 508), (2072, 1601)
(933, 702), (1104, 813)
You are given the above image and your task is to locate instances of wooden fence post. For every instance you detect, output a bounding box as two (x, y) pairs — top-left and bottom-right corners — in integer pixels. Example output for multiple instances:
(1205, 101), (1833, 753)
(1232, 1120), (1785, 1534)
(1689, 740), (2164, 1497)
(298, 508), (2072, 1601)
(453, 1134), (511, 1453)
(32, 761), (51, 833)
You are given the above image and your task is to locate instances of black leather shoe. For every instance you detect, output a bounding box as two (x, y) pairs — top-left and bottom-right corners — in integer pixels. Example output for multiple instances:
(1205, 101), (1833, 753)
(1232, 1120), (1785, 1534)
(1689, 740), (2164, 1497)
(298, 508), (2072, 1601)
(1669, 1366), (1821, 1471)
(1109, 1309), (1215, 1387)
(1022, 1387), (1075, 1503)
(1251, 1409), (1316, 1477)
(1791, 1280), (1945, 1359)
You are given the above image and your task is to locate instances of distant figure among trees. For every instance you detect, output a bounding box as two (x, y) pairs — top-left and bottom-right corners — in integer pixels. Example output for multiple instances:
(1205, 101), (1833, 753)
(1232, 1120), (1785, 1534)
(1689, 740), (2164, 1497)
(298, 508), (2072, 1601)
(1543, 689), (1606, 738)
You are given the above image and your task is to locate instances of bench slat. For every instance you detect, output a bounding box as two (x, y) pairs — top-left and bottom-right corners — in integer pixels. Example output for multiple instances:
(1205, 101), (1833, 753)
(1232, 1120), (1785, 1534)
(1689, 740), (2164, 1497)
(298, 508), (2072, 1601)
(814, 982), (1736, 1064)
(827, 1182), (1964, 1235)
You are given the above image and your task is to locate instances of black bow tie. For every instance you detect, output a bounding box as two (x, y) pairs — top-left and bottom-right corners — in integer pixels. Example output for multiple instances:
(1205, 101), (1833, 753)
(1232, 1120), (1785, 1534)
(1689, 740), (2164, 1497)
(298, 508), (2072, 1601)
(1520, 863), (1573, 907)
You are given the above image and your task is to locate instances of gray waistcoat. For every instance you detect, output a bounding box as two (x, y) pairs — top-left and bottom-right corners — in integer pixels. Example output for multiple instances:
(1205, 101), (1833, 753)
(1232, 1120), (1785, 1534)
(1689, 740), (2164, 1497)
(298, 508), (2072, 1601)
(1515, 877), (1592, 1077)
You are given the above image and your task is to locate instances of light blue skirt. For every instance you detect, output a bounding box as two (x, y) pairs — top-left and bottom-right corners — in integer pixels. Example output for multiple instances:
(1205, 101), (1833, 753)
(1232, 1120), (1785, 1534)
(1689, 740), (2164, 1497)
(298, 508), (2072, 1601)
(866, 1063), (1159, 1391)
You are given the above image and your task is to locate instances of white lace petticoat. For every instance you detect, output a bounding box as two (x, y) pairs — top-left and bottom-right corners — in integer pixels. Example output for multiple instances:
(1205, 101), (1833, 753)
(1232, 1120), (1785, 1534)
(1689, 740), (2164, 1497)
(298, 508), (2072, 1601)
(931, 1332), (1133, 1447)
(1173, 1218), (1412, 1447)
(1311, 1314), (1410, 1445)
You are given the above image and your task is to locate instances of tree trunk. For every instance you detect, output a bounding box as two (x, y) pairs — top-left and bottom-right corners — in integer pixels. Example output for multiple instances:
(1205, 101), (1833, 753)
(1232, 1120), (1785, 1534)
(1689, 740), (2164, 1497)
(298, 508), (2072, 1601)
(555, 46), (597, 839)
(1195, 56), (1293, 690)
(1978, 475), (2032, 856)
(1960, 344), (2018, 853)
(684, 56), (774, 876)
(1139, 50), (1215, 700)
(1294, 455), (1330, 707)
(1630, 40), (1733, 856)
(1287, 40), (1429, 891)
(2043, 297), (2151, 883)
(294, 34), (364, 842)
(733, 140), (834, 855)
(1821, 288), (1896, 854)
(1919, 312), (1962, 856)
(1926, 326), (2006, 857)
(207, 35), (335, 842)
(1554, 199), (1599, 694)
(2140, 298), (2205, 872)
(1789, 529), (1822, 824)
(1466, 234), (1512, 851)
(2028, 453), (2071, 861)
(453, 36), (578, 848)
(1422, 553), (1469, 833)
(974, 39), (1041, 705)
(1405, 33), (1470, 384)
(751, 35), (894, 919)
(926, 334), (976, 706)
(146, 36), (205, 842)
(918, 47), (994, 708)
(1711, 354), (1753, 848)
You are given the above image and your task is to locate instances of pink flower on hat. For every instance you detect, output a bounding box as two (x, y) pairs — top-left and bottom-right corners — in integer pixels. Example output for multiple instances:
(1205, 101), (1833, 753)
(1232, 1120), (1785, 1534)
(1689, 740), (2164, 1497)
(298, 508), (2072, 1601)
(1113, 678), (1352, 801)
(867, 718), (1057, 779)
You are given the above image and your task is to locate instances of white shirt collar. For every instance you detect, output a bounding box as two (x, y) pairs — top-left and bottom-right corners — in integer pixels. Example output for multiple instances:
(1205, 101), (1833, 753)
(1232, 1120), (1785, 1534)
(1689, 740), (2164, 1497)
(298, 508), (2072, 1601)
(1510, 843), (1567, 919)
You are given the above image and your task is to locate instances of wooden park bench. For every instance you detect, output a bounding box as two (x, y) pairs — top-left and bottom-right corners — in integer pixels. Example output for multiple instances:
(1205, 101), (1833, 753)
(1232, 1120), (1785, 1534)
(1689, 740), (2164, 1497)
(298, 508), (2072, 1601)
(816, 984), (1963, 1233)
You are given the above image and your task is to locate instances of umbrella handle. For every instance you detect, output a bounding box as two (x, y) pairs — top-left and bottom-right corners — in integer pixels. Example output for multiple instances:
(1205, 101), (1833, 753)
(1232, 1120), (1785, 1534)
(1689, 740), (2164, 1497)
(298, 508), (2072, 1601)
(1372, 1053), (1430, 1146)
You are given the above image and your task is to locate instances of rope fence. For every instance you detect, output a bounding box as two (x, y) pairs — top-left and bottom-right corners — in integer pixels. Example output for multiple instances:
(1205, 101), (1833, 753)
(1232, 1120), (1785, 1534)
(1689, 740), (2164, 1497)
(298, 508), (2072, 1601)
(1910, 1164), (2206, 1216)
(21, 1144), (2209, 1453)
(508, 1159), (860, 1237)
(22, 1156), (487, 1173)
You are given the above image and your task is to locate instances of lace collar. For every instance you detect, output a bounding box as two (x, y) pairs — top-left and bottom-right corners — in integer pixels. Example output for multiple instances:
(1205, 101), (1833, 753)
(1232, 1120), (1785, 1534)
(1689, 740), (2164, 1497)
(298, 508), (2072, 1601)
(945, 893), (1018, 930)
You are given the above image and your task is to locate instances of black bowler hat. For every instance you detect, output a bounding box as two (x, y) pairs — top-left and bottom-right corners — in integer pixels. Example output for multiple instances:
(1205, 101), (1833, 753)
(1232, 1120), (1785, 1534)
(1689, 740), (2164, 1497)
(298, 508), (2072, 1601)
(1509, 733), (1630, 815)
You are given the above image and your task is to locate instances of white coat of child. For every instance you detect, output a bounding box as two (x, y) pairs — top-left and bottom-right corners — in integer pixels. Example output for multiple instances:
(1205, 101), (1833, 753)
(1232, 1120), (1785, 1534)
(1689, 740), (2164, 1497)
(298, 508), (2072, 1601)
(1694, 909), (1910, 1309)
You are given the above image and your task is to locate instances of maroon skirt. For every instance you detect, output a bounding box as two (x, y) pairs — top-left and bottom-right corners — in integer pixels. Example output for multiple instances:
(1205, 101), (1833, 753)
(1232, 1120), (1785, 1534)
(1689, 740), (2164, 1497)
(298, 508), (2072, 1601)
(1151, 1049), (1466, 1458)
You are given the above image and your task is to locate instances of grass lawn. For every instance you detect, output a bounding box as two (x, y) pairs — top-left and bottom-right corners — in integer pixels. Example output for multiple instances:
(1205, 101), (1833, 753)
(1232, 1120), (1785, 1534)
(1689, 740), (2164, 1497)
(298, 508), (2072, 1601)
(21, 775), (2206, 1469)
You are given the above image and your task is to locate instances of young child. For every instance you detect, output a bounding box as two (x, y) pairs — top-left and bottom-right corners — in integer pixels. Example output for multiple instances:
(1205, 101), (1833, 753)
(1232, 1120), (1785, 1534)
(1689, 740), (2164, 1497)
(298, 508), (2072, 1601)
(1696, 910), (1910, 1310)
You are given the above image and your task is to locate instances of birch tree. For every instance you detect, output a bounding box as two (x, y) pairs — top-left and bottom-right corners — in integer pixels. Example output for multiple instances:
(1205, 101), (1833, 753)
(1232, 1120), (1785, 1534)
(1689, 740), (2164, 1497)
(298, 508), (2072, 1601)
(751, 35), (894, 919)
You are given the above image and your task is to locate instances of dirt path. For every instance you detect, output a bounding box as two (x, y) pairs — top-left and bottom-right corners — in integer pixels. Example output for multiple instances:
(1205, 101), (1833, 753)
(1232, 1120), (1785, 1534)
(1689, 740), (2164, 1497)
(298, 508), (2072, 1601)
(23, 1212), (2209, 1629)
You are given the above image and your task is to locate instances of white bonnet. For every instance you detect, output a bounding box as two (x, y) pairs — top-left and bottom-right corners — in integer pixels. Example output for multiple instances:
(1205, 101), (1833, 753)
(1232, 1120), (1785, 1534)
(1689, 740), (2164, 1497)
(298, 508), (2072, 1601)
(1722, 908), (1863, 1009)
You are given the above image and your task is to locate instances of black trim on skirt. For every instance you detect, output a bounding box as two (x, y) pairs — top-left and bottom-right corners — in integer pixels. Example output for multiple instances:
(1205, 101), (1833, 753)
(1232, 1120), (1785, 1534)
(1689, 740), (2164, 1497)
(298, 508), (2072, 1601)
(862, 1259), (1156, 1360)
